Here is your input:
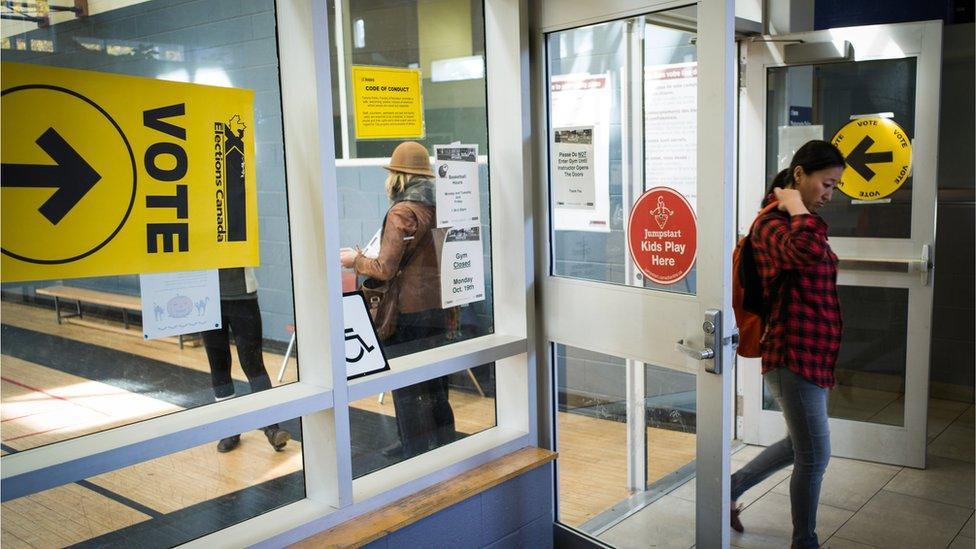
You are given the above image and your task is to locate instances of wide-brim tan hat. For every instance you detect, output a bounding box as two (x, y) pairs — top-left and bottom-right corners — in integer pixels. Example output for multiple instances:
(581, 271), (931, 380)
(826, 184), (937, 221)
(385, 141), (434, 177)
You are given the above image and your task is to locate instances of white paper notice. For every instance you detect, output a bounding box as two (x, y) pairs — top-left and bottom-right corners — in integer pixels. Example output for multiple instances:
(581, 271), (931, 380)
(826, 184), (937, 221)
(777, 125), (824, 170)
(140, 269), (221, 340)
(550, 73), (611, 232)
(434, 144), (480, 228)
(440, 225), (486, 308)
(342, 292), (389, 379)
(553, 127), (596, 209)
(645, 62), (698, 210)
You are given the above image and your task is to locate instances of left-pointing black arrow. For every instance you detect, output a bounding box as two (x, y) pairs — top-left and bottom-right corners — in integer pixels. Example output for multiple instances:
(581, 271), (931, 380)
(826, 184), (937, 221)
(2, 127), (101, 225)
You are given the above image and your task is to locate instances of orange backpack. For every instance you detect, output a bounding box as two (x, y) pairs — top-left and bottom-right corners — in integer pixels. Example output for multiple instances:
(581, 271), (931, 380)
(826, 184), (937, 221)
(732, 201), (779, 358)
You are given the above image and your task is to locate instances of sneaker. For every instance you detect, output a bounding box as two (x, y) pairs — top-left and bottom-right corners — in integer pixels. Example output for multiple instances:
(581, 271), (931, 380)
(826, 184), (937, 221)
(217, 435), (241, 453)
(263, 425), (290, 451)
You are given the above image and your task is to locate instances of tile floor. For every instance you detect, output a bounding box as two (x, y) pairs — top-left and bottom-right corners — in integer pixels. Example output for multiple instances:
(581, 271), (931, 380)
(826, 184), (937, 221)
(597, 403), (974, 549)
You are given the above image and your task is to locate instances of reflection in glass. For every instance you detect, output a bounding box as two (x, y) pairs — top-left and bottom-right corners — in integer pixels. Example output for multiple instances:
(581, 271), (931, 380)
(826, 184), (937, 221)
(763, 286), (909, 426)
(0, 418), (304, 547)
(350, 364), (496, 478)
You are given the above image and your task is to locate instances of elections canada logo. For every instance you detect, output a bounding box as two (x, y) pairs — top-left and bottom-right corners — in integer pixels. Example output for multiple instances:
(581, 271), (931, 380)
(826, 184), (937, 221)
(214, 115), (248, 243)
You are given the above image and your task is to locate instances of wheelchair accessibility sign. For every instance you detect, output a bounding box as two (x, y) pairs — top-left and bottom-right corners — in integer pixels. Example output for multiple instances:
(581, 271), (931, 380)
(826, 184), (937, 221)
(343, 291), (390, 380)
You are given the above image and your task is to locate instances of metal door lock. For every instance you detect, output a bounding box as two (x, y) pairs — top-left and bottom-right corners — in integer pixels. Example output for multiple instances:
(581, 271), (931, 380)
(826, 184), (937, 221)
(703, 320), (716, 334)
(675, 309), (725, 375)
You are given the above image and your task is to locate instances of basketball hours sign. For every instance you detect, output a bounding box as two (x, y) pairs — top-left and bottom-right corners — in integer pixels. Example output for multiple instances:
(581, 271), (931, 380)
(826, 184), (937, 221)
(627, 187), (697, 285)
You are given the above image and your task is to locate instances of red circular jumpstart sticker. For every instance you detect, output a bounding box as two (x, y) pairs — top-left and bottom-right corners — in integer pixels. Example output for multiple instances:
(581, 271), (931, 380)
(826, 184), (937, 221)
(627, 187), (697, 285)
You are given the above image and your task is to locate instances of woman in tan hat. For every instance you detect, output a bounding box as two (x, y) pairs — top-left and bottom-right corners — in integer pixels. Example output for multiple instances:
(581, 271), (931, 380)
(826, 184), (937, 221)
(341, 141), (456, 459)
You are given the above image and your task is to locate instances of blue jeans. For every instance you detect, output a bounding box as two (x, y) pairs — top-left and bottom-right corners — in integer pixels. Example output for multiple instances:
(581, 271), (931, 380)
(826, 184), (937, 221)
(731, 367), (831, 549)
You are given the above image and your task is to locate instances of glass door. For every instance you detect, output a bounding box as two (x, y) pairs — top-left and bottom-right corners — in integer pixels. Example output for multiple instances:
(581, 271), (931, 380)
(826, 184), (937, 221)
(738, 20), (942, 468)
(535, 1), (737, 547)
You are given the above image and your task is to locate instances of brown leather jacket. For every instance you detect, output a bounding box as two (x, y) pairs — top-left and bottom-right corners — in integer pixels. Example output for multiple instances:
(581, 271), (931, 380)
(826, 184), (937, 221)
(353, 198), (440, 314)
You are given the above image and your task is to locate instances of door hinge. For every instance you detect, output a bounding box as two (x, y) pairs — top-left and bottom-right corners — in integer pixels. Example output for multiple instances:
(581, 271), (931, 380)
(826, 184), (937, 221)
(735, 394), (744, 417)
(738, 58), (747, 89)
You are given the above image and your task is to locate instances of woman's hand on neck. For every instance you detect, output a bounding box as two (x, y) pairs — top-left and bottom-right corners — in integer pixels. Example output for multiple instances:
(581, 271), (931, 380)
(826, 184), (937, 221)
(773, 187), (811, 216)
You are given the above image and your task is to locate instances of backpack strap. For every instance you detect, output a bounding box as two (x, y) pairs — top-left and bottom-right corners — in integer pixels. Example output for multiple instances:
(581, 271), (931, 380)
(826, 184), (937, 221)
(749, 200), (792, 329)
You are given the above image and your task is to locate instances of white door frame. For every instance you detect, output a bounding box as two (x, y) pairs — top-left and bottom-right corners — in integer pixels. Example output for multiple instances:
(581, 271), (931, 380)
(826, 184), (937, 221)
(737, 20), (942, 469)
(532, 1), (737, 546)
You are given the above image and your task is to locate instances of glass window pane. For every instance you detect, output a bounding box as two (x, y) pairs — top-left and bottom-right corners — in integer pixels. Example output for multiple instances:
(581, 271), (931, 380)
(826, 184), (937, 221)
(763, 286), (909, 427)
(555, 343), (697, 546)
(547, 11), (698, 295)
(350, 364), (496, 478)
(765, 58), (917, 238)
(0, 1), (298, 450)
(330, 1), (494, 358)
(1, 418), (304, 547)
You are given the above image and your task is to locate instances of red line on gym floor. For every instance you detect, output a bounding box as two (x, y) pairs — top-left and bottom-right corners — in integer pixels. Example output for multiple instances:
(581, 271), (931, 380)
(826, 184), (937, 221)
(2, 410), (51, 422)
(0, 376), (112, 417)
(3, 423), (74, 442)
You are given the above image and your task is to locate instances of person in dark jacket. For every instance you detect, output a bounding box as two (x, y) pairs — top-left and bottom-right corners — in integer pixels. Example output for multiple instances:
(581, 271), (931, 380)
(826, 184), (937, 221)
(341, 141), (456, 459)
(729, 140), (845, 549)
(203, 267), (291, 453)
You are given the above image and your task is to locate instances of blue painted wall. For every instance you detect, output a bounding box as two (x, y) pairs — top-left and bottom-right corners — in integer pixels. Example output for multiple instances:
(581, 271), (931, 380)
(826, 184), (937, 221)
(360, 463), (553, 549)
(814, 0), (972, 29)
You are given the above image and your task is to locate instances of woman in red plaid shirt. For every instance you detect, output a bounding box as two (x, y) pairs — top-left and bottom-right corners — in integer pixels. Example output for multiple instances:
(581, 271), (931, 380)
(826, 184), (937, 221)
(729, 140), (845, 549)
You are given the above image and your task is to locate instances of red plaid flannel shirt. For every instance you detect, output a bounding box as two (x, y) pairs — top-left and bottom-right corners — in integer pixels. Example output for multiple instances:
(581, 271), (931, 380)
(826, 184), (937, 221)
(752, 204), (842, 388)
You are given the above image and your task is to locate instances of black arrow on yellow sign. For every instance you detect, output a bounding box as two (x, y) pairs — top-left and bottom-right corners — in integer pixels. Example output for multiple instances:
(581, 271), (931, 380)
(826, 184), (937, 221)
(2, 127), (101, 225)
(846, 135), (893, 182)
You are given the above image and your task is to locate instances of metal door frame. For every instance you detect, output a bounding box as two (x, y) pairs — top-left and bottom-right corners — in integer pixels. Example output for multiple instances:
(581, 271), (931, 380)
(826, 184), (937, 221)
(532, 1), (738, 546)
(737, 20), (942, 469)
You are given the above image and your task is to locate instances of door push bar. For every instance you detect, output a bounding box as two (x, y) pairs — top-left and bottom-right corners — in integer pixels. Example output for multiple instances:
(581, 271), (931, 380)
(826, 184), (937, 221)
(837, 244), (933, 285)
(676, 309), (736, 375)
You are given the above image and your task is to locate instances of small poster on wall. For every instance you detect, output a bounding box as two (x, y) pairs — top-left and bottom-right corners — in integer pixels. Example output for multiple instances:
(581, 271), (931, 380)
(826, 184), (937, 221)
(552, 127), (596, 210)
(434, 144), (481, 228)
(140, 269), (222, 340)
(645, 62), (698, 209)
(350, 65), (424, 139)
(440, 225), (486, 308)
(550, 73), (611, 232)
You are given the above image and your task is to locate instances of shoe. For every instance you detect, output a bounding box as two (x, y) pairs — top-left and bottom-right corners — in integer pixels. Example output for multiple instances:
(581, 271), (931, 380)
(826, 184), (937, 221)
(217, 435), (241, 453)
(730, 503), (744, 533)
(380, 441), (404, 458)
(263, 425), (290, 451)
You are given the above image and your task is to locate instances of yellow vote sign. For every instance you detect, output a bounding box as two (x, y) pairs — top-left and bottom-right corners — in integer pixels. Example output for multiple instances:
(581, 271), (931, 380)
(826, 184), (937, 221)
(1, 62), (259, 283)
(830, 116), (912, 201)
(351, 65), (424, 139)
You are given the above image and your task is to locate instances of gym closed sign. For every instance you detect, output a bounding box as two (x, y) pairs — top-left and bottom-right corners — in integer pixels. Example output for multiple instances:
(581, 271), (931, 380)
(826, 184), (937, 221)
(0, 62), (259, 282)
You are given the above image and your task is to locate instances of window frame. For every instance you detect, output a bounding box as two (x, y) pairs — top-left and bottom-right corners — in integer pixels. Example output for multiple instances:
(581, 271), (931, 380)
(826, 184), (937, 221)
(0, 0), (536, 544)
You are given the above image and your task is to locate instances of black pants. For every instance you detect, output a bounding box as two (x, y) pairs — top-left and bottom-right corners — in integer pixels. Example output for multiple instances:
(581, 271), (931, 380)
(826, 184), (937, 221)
(202, 298), (272, 399)
(386, 309), (456, 456)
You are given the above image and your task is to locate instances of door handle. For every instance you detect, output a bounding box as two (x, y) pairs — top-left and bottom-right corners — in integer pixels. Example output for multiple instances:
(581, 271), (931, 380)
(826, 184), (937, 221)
(675, 309), (725, 374)
(676, 339), (714, 360)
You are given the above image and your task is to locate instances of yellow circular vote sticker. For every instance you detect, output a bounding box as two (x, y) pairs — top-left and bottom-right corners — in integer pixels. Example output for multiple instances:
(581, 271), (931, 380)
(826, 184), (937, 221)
(830, 117), (912, 201)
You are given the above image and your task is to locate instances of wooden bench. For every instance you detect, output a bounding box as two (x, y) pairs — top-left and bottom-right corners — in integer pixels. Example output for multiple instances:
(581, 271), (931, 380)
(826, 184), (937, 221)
(292, 447), (557, 548)
(35, 285), (199, 348)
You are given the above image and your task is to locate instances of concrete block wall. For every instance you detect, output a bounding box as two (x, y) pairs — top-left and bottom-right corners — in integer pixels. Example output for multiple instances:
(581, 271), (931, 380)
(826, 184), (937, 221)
(360, 463), (553, 549)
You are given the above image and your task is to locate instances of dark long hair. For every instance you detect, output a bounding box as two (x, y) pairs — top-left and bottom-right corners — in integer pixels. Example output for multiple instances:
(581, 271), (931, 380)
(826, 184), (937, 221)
(764, 140), (845, 203)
